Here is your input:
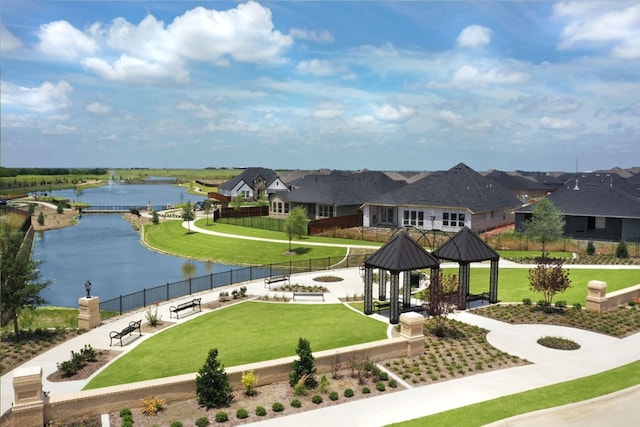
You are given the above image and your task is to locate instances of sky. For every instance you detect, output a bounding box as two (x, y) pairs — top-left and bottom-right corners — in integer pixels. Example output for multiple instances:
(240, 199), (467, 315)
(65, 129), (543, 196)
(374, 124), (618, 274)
(1, 1), (639, 172)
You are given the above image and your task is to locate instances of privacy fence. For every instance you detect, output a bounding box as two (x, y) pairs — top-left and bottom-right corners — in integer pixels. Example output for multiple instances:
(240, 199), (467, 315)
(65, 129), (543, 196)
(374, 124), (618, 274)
(99, 254), (369, 316)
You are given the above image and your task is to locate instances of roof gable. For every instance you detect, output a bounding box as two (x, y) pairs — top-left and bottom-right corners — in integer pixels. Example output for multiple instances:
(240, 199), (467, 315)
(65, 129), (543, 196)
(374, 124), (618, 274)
(433, 227), (499, 262)
(219, 167), (279, 191)
(365, 231), (439, 272)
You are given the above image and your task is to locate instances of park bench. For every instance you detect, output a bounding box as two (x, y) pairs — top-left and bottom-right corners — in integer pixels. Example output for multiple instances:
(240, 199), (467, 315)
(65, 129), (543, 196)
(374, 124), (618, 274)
(292, 291), (325, 301)
(264, 274), (290, 289)
(467, 292), (490, 303)
(373, 300), (403, 313)
(109, 319), (142, 347)
(169, 297), (202, 319)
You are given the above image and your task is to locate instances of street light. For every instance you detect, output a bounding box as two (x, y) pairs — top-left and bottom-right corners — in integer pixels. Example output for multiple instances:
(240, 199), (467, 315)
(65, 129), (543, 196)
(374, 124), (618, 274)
(84, 280), (92, 298)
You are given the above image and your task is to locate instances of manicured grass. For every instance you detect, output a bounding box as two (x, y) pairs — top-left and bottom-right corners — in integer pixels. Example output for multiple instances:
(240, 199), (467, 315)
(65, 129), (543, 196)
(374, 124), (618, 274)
(389, 360), (640, 427)
(85, 301), (387, 389)
(498, 250), (572, 259)
(144, 220), (349, 265)
(442, 267), (639, 305)
(0, 306), (79, 331)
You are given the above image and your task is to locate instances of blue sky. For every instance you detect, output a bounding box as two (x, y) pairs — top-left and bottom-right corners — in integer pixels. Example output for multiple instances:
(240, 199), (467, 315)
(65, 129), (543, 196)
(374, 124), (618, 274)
(1, 1), (639, 172)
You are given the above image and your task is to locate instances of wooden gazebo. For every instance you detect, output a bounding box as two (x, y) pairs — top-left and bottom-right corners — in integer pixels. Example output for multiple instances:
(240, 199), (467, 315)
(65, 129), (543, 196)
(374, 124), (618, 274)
(363, 231), (440, 324)
(433, 226), (500, 309)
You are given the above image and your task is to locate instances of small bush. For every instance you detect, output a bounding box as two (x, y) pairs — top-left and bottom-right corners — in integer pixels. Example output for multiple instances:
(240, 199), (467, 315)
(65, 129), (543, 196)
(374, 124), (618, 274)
(318, 375), (330, 393)
(272, 402), (285, 412)
(141, 396), (166, 416)
(329, 391), (339, 401)
(255, 406), (267, 416)
(119, 408), (132, 418)
(344, 388), (354, 398)
(376, 381), (386, 392)
(195, 416), (210, 427)
(121, 419), (133, 427)
(236, 409), (249, 419)
(522, 298), (532, 306)
(311, 395), (323, 404)
(388, 378), (398, 388)
(241, 370), (259, 396)
(170, 422), (183, 427)
(573, 303), (582, 310)
(214, 411), (228, 423)
(616, 241), (629, 259)
(290, 399), (302, 408)
(362, 386), (371, 394)
(586, 241), (595, 256)
(555, 300), (567, 308)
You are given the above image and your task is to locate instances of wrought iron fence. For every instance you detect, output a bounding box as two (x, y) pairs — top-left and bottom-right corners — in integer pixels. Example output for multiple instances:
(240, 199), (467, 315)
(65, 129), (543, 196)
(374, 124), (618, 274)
(99, 254), (368, 316)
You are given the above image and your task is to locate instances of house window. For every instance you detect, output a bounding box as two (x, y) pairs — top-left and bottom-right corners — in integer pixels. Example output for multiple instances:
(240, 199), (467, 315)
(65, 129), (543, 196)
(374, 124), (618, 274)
(403, 210), (424, 227)
(380, 207), (394, 224)
(277, 202), (283, 214)
(271, 202), (277, 213)
(284, 203), (289, 214)
(442, 212), (465, 228)
(318, 205), (334, 218)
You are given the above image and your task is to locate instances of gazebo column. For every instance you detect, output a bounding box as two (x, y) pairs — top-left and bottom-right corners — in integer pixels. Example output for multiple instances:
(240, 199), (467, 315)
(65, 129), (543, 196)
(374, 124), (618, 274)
(458, 263), (470, 310)
(429, 268), (439, 316)
(378, 269), (387, 301)
(402, 271), (411, 308)
(489, 259), (499, 303)
(364, 267), (374, 315)
(389, 272), (401, 324)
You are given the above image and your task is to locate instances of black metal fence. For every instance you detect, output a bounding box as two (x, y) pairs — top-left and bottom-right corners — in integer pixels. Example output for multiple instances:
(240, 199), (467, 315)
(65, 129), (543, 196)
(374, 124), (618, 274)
(99, 254), (368, 316)
(81, 205), (167, 213)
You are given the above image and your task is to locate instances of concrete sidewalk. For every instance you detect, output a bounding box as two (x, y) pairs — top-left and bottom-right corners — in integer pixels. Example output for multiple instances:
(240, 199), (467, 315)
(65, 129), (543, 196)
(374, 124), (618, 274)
(2, 266), (640, 426)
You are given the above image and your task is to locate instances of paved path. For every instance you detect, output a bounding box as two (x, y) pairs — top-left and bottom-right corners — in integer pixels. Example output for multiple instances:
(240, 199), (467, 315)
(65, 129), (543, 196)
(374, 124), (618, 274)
(2, 267), (640, 426)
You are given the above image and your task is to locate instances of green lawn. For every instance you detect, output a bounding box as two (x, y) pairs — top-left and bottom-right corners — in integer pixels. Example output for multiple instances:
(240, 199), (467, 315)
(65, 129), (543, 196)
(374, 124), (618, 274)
(144, 220), (350, 265)
(85, 301), (387, 389)
(390, 360), (640, 427)
(442, 267), (639, 305)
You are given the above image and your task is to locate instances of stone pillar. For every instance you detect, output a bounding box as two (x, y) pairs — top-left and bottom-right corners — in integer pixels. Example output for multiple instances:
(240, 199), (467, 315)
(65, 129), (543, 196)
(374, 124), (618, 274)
(586, 280), (608, 313)
(402, 271), (411, 308)
(378, 269), (387, 301)
(458, 263), (470, 310)
(489, 259), (499, 303)
(389, 272), (400, 324)
(364, 267), (373, 315)
(400, 312), (425, 356)
(78, 296), (101, 329)
(12, 366), (44, 427)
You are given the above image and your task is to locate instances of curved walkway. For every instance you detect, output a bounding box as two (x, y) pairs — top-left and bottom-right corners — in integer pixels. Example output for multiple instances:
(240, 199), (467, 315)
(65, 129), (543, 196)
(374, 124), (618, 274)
(2, 268), (640, 425)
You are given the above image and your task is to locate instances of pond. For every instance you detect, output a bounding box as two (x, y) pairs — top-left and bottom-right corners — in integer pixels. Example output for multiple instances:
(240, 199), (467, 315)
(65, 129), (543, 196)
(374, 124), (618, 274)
(35, 184), (234, 307)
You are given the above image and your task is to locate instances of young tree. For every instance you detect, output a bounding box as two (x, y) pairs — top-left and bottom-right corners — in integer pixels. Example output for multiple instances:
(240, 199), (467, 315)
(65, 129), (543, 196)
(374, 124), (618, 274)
(616, 241), (629, 259)
(289, 337), (317, 390)
(231, 194), (244, 211)
(181, 201), (195, 233)
(37, 211), (45, 226)
(195, 348), (234, 409)
(151, 211), (159, 224)
(524, 198), (565, 258)
(284, 206), (307, 252)
(1, 226), (52, 342)
(56, 202), (64, 214)
(429, 272), (459, 337)
(203, 199), (213, 225)
(528, 259), (571, 306)
(586, 241), (596, 256)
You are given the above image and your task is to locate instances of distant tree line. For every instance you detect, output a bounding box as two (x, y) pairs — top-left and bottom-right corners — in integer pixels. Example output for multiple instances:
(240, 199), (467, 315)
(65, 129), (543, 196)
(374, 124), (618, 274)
(0, 167), (108, 177)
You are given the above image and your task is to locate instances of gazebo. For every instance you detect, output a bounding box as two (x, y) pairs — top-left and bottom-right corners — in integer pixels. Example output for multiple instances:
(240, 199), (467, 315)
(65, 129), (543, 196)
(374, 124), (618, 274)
(363, 231), (440, 324)
(433, 226), (500, 309)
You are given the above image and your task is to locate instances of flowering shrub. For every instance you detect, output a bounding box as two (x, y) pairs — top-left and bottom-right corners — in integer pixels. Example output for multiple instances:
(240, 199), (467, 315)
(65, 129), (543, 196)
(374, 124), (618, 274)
(241, 370), (259, 396)
(141, 396), (165, 416)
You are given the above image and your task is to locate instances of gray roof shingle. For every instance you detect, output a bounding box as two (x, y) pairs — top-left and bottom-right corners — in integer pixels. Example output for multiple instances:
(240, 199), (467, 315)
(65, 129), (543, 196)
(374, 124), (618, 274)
(365, 231), (440, 272)
(433, 226), (499, 262)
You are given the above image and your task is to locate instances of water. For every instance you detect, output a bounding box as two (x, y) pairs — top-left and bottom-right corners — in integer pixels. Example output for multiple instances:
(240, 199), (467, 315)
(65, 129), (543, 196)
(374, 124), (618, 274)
(34, 184), (234, 307)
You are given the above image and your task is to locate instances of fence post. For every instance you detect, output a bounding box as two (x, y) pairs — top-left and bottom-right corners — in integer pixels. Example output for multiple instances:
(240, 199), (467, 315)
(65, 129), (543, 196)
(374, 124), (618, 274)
(119, 295), (123, 315)
(166, 283), (169, 301)
(189, 277), (192, 295)
(230, 269), (233, 286)
(289, 261), (292, 276)
(143, 289), (146, 307)
(210, 273), (213, 290)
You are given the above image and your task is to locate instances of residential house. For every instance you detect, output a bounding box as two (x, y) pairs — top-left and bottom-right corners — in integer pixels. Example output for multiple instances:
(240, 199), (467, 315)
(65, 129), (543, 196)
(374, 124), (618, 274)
(269, 170), (405, 219)
(484, 170), (564, 203)
(515, 172), (640, 241)
(217, 167), (287, 202)
(362, 163), (522, 233)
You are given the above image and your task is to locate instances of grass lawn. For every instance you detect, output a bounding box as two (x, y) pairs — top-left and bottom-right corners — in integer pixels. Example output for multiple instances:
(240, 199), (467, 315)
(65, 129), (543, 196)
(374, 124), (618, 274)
(442, 267), (639, 305)
(498, 250), (571, 259)
(85, 301), (388, 389)
(390, 360), (640, 427)
(144, 220), (350, 265)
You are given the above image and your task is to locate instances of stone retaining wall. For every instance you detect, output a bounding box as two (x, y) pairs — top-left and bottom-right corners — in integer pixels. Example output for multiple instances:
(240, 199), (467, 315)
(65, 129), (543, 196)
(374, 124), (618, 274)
(586, 280), (640, 313)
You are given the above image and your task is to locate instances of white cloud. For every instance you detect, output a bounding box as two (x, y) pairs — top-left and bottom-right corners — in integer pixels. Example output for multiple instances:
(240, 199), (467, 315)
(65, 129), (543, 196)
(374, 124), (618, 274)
(451, 64), (529, 87)
(290, 28), (334, 42)
(296, 59), (339, 77)
(456, 25), (493, 48)
(371, 104), (415, 121)
(1, 80), (72, 112)
(82, 55), (189, 84)
(42, 124), (77, 134)
(1, 26), (23, 53)
(37, 20), (98, 60)
(438, 110), (464, 126)
(540, 116), (579, 130)
(177, 102), (217, 118)
(312, 103), (344, 119)
(102, 15), (170, 62)
(86, 102), (112, 114)
(554, 2), (640, 58)
(509, 95), (581, 114)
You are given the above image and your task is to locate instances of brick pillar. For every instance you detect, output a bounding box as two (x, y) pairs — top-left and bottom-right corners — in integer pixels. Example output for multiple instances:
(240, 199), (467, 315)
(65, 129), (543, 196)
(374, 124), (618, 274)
(78, 296), (101, 329)
(400, 312), (425, 356)
(12, 366), (44, 427)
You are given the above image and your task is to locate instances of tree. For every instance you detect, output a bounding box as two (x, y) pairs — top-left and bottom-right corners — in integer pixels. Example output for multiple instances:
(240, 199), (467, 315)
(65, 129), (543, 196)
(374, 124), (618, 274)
(1, 225), (52, 342)
(428, 272), (459, 337)
(616, 241), (629, 259)
(37, 211), (45, 225)
(528, 259), (571, 306)
(203, 199), (213, 225)
(56, 202), (64, 214)
(151, 211), (159, 224)
(181, 201), (195, 233)
(289, 337), (317, 390)
(195, 348), (234, 409)
(586, 241), (596, 256)
(75, 185), (84, 203)
(284, 206), (307, 252)
(524, 198), (565, 258)
(231, 194), (243, 211)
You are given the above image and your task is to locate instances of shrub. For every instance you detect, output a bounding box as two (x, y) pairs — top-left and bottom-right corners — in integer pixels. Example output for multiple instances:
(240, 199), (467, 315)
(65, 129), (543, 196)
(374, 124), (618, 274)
(119, 408), (132, 418)
(573, 303), (582, 310)
(195, 348), (234, 409)
(362, 386), (371, 394)
(586, 241), (595, 255)
(236, 409), (249, 419)
(378, 371), (389, 381)
(344, 388), (354, 398)
(214, 411), (228, 423)
(555, 300), (567, 308)
(376, 381), (386, 392)
(170, 422), (183, 427)
(289, 338), (317, 389)
(318, 375), (330, 393)
(616, 241), (629, 259)
(141, 396), (166, 416)
(311, 395), (323, 404)
(121, 419), (133, 427)
(329, 391), (339, 401)
(290, 399), (302, 408)
(388, 378), (398, 388)
(255, 406), (267, 416)
(37, 211), (45, 225)
(80, 344), (97, 362)
(145, 304), (162, 327)
(522, 298), (532, 306)
(196, 416), (210, 427)
(57, 203), (64, 214)
(241, 370), (259, 396)
(272, 402), (285, 412)
(152, 211), (159, 224)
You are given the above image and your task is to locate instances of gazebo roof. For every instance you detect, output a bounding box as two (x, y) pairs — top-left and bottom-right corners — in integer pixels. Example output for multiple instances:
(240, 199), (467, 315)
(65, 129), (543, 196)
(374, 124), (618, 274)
(365, 230), (440, 272)
(433, 226), (499, 263)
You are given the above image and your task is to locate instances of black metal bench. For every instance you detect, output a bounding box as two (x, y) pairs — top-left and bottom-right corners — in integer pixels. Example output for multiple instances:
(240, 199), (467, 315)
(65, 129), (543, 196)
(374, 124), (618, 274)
(264, 274), (290, 289)
(169, 297), (202, 319)
(292, 291), (324, 301)
(467, 292), (490, 303)
(109, 319), (142, 346)
(373, 300), (403, 313)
